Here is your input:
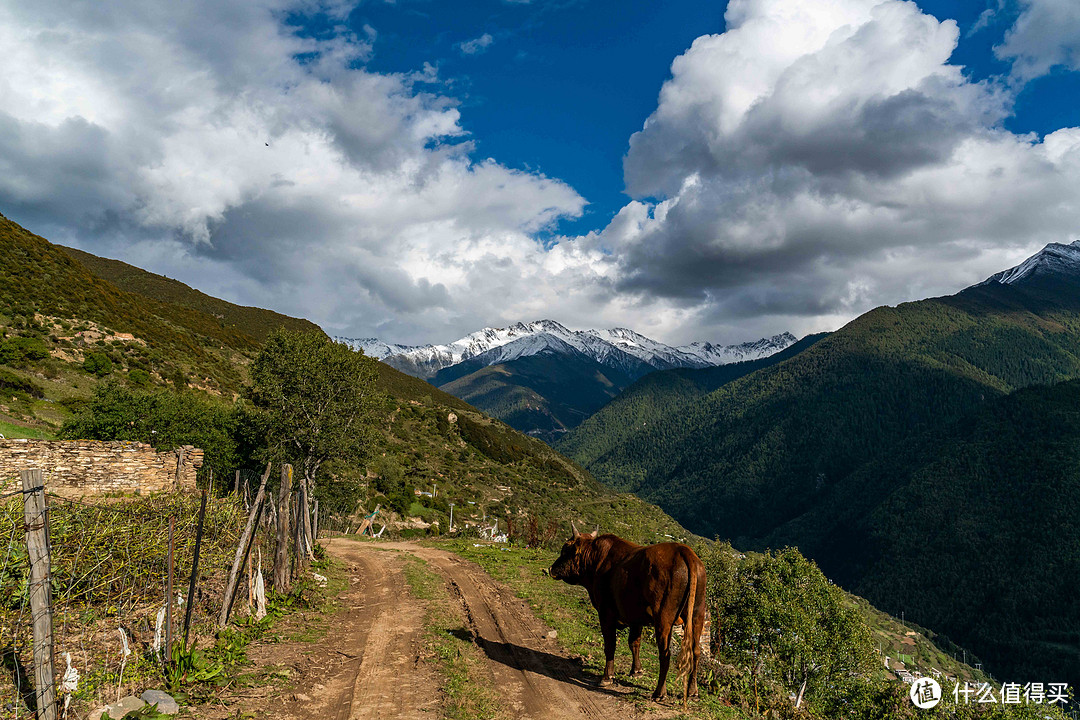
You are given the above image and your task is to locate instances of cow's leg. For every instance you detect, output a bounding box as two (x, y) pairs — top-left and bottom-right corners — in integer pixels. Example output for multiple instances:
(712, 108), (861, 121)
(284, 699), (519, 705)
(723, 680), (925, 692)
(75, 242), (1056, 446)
(652, 622), (672, 700)
(599, 616), (618, 687)
(628, 624), (644, 677)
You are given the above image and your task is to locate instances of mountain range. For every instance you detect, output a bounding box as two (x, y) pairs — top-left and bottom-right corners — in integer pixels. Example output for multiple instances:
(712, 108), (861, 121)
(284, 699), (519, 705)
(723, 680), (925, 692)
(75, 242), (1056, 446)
(558, 239), (1080, 688)
(338, 320), (797, 439)
(338, 320), (797, 378)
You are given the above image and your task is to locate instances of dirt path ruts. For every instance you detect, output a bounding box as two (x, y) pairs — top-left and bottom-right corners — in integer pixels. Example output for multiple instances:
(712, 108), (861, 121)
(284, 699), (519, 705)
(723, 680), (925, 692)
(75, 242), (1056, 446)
(216, 541), (441, 720)
(214, 540), (667, 720)
(379, 542), (667, 720)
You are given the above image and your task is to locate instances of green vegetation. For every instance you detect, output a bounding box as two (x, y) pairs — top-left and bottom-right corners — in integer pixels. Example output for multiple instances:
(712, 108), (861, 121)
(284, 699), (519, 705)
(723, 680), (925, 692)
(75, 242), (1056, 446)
(0, 211), (320, 409)
(59, 380), (244, 476)
(436, 351), (640, 441)
(248, 328), (380, 494)
(61, 245), (323, 343)
(443, 539), (1057, 719)
(0, 419), (54, 439)
(560, 281), (1080, 688)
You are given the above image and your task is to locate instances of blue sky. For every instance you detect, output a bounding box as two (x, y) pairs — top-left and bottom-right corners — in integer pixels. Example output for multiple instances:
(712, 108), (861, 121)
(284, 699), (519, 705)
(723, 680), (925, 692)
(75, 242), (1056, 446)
(344, 0), (1078, 237)
(2, 0), (1080, 344)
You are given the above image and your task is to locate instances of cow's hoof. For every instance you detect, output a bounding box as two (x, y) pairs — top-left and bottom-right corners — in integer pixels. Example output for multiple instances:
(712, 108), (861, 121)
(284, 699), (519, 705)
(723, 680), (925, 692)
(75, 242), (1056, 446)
(598, 677), (614, 688)
(628, 669), (643, 678)
(651, 692), (667, 702)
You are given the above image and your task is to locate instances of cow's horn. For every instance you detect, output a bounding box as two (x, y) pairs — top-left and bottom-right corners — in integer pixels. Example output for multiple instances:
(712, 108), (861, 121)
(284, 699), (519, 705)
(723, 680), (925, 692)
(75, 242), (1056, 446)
(571, 520), (579, 537)
(593, 524), (600, 537)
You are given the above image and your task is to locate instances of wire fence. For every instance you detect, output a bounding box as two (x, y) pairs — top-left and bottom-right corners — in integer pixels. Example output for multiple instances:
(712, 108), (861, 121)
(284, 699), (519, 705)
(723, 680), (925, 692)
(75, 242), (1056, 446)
(0, 463), (314, 720)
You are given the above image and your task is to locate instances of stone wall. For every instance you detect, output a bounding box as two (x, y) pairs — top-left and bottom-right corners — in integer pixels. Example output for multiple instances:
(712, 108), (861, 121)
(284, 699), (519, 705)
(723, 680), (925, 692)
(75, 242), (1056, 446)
(0, 439), (202, 497)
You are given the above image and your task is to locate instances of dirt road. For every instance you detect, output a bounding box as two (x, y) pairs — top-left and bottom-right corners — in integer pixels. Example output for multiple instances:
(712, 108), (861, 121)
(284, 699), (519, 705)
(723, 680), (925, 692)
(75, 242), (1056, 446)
(222, 539), (669, 720)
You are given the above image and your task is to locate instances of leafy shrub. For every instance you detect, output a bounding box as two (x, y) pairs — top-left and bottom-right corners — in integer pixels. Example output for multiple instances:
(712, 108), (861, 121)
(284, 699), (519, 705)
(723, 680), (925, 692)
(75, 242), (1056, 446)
(127, 368), (151, 387)
(0, 335), (49, 366)
(83, 351), (113, 376)
(60, 380), (243, 476)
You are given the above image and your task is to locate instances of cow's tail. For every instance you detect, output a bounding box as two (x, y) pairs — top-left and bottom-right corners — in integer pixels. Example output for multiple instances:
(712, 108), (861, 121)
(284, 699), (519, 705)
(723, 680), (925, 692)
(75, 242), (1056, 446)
(675, 555), (698, 706)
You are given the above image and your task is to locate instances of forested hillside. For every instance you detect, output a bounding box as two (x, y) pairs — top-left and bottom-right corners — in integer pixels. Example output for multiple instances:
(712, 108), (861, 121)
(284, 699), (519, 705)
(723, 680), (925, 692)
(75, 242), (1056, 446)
(435, 350), (640, 442)
(561, 272), (1080, 687)
(557, 332), (827, 467)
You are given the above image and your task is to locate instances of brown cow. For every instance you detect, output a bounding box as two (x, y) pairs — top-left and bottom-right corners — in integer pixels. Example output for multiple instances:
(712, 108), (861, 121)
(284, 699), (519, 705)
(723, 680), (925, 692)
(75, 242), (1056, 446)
(549, 525), (706, 703)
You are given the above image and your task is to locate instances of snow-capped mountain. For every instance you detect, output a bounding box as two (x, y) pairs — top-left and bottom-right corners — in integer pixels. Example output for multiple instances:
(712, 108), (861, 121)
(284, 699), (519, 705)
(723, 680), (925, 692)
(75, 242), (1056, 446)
(977, 240), (1080, 287)
(678, 332), (799, 365)
(345, 320), (797, 379)
(334, 337), (422, 360)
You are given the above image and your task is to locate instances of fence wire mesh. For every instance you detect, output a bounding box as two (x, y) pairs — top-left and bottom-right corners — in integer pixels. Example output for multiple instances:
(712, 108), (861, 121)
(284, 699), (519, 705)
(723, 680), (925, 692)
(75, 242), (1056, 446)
(0, 468), (291, 720)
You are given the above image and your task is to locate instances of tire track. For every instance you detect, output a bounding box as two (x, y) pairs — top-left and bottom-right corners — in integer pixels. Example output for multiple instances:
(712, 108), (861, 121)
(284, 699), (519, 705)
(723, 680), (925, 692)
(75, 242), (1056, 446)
(384, 543), (668, 720)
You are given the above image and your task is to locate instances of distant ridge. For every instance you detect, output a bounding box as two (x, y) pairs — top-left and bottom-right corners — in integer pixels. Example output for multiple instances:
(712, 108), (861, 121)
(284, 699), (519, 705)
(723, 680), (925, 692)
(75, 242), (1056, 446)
(61, 246), (324, 343)
(338, 320), (797, 380)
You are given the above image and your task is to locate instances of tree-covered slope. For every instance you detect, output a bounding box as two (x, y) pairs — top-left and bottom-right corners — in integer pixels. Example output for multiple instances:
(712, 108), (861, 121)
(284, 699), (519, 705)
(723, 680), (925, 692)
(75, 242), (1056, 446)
(776, 380), (1080, 688)
(556, 332), (828, 468)
(435, 350), (639, 442)
(565, 283), (1080, 539)
(61, 245), (323, 342)
(560, 273), (1080, 686)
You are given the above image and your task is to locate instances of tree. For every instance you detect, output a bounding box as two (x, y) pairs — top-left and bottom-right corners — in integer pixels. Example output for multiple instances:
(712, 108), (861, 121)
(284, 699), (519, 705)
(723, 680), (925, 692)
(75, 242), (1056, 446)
(59, 380), (241, 475)
(707, 546), (877, 712)
(248, 329), (381, 551)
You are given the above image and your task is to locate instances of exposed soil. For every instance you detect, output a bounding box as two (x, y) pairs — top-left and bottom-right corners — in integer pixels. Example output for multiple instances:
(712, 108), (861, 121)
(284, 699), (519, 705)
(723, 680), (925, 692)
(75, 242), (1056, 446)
(205, 539), (672, 720)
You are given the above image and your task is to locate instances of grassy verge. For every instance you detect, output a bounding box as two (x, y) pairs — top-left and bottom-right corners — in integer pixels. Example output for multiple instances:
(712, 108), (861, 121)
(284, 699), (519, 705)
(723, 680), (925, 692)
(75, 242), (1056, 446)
(402, 553), (508, 720)
(434, 539), (745, 719)
(0, 418), (55, 438)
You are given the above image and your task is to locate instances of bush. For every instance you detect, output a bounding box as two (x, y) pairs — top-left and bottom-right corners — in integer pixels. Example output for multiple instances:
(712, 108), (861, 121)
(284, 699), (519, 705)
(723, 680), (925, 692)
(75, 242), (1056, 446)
(83, 351), (113, 376)
(0, 335), (49, 366)
(702, 545), (877, 714)
(127, 368), (151, 387)
(60, 380), (243, 476)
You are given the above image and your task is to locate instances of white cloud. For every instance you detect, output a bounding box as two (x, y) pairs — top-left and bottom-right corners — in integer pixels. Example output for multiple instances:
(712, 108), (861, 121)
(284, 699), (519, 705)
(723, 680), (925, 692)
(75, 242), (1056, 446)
(3, 0), (1080, 349)
(995, 0), (1080, 81)
(459, 33), (494, 56)
(0, 0), (630, 344)
(588, 0), (1080, 342)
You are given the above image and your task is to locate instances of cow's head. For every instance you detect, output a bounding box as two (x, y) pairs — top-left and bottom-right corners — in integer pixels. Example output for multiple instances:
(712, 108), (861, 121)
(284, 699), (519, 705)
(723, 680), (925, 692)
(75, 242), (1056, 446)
(549, 522), (599, 584)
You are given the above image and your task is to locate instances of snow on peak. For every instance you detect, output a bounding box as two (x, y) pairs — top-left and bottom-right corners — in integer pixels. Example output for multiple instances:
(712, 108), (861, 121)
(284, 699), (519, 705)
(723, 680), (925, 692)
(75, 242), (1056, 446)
(351, 321), (799, 379)
(334, 337), (421, 360)
(979, 240), (1080, 287)
(677, 332), (798, 365)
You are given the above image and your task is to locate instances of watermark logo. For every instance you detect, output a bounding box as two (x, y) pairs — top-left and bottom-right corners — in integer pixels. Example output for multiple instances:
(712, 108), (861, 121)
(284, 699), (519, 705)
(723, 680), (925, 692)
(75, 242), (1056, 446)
(911, 678), (942, 709)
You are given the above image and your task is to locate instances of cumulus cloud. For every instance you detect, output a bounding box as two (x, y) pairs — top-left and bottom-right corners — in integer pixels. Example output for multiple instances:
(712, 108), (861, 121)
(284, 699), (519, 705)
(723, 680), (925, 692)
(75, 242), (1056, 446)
(0, 0), (626, 343)
(459, 33), (495, 55)
(995, 0), (1080, 81)
(3, 0), (1080, 348)
(587, 0), (1080, 341)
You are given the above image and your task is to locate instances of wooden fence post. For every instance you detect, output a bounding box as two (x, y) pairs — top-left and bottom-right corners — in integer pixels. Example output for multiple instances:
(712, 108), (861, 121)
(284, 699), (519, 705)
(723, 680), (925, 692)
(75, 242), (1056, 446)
(183, 491), (208, 647)
(312, 499), (319, 541)
(233, 470), (240, 496)
(274, 465), (292, 594)
(218, 463), (271, 627)
(20, 469), (56, 720)
(165, 516), (175, 665)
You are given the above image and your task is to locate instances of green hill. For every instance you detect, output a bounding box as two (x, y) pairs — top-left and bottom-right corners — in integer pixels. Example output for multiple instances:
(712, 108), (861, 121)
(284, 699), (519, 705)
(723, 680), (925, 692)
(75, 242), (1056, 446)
(435, 350), (640, 442)
(60, 245), (323, 342)
(559, 268), (1080, 687)
(556, 332), (828, 468)
(802, 379), (1080, 688)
